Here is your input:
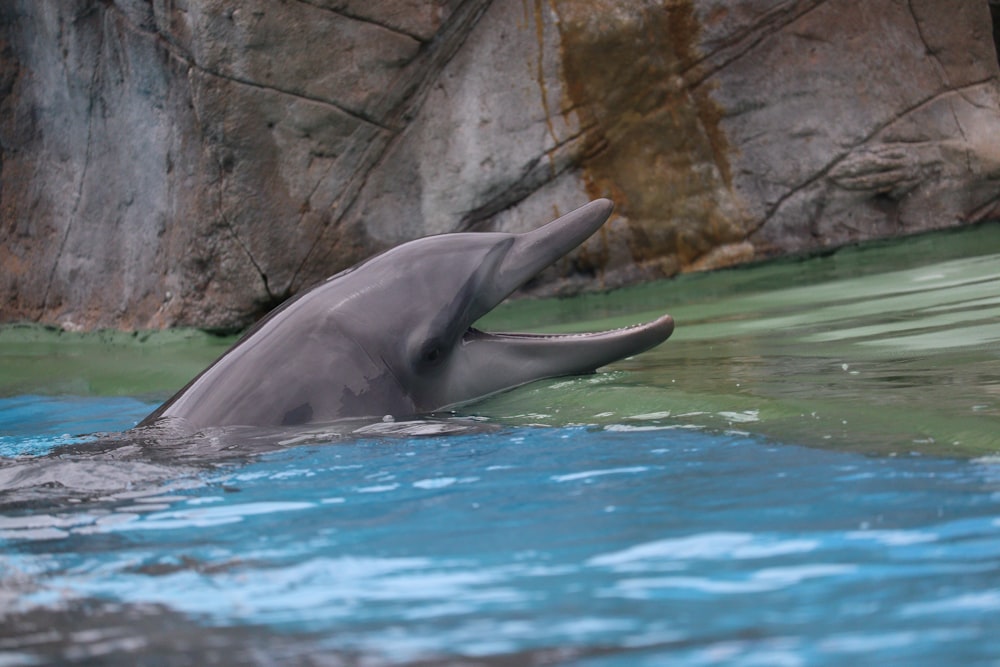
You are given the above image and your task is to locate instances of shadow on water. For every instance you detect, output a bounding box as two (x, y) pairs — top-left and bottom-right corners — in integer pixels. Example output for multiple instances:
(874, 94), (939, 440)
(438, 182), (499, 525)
(2, 223), (1000, 665)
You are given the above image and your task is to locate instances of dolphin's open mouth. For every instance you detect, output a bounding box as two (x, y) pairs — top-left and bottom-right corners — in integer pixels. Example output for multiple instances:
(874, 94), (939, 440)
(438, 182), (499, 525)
(476, 197), (674, 356)
(442, 199), (674, 405)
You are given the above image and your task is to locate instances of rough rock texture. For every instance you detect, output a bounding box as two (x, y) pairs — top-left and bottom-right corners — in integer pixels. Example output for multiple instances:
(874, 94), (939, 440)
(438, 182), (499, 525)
(2, 0), (999, 331)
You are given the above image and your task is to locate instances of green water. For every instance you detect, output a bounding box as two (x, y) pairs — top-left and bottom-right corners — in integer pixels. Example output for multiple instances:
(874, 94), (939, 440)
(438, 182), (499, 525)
(2, 223), (999, 455)
(477, 224), (1000, 456)
(0, 327), (234, 398)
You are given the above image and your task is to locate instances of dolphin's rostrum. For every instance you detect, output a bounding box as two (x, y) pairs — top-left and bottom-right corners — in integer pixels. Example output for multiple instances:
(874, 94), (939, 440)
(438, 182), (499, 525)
(138, 199), (674, 430)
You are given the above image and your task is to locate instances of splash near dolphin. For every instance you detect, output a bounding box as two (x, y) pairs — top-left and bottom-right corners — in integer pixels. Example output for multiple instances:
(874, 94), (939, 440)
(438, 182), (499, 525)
(138, 199), (674, 430)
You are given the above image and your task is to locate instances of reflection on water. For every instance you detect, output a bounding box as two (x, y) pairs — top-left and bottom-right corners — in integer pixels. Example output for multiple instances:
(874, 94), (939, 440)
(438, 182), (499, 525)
(1, 223), (1000, 665)
(476, 222), (1000, 455)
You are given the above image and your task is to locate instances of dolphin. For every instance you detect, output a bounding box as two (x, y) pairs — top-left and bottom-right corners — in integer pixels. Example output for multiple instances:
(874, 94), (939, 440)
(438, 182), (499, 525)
(138, 199), (674, 430)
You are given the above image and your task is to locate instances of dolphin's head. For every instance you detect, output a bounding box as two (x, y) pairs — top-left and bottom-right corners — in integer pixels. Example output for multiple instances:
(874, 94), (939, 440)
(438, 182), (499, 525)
(140, 199), (674, 430)
(329, 199), (674, 414)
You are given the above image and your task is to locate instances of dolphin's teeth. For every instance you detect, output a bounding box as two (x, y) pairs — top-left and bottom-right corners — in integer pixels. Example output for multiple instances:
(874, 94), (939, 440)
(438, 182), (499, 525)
(487, 320), (655, 339)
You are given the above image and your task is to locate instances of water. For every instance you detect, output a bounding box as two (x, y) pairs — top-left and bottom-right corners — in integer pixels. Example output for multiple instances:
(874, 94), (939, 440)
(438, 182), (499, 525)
(2, 224), (1000, 665)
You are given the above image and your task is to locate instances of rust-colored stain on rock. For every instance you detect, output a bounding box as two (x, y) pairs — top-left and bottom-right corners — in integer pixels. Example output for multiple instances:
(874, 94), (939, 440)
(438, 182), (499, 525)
(551, 0), (743, 274)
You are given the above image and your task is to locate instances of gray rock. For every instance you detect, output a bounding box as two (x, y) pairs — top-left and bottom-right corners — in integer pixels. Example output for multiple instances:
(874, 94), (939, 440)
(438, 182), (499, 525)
(1, 0), (998, 331)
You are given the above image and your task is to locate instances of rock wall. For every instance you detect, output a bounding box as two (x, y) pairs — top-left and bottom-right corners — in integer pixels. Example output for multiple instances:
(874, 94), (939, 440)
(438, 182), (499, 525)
(2, 0), (999, 331)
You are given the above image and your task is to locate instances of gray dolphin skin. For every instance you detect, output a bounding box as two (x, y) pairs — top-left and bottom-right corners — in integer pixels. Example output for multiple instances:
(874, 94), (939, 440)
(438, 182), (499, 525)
(138, 199), (674, 430)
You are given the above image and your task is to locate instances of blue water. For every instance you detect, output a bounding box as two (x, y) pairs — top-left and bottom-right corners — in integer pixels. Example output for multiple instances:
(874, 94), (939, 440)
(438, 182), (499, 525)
(2, 396), (999, 665)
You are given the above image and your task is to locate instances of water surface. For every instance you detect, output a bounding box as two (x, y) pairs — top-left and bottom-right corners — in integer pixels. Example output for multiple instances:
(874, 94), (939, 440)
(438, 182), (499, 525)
(1, 224), (999, 665)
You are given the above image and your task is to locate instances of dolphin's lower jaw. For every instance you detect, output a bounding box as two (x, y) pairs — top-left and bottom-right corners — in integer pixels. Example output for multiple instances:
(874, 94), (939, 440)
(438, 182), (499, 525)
(433, 314), (675, 411)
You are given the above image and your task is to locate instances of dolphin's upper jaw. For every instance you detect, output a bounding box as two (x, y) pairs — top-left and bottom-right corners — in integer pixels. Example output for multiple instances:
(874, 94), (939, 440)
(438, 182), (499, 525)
(479, 198), (618, 309)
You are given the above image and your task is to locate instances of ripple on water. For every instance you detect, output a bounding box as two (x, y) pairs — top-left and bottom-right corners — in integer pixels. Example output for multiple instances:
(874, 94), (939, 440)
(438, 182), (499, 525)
(0, 425), (996, 662)
(588, 532), (821, 569)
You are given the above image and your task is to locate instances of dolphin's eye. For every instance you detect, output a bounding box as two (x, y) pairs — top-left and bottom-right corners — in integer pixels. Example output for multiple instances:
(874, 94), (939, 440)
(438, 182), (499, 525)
(418, 340), (447, 368)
